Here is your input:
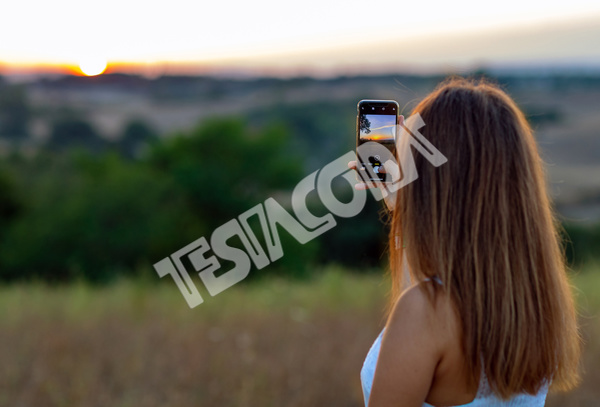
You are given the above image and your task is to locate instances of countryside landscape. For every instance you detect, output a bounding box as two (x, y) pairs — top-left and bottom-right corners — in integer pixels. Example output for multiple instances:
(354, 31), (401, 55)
(0, 71), (599, 406)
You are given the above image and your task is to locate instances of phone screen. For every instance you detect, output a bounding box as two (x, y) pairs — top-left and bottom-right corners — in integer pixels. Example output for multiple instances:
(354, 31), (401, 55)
(356, 100), (399, 182)
(359, 114), (397, 142)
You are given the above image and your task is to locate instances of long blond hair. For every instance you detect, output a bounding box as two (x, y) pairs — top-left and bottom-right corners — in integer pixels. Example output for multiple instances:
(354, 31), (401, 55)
(388, 77), (581, 398)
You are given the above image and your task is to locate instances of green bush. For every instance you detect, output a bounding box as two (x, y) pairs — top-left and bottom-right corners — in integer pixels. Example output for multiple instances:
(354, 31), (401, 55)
(0, 151), (200, 282)
(561, 222), (600, 267)
(0, 117), (319, 282)
(147, 117), (318, 279)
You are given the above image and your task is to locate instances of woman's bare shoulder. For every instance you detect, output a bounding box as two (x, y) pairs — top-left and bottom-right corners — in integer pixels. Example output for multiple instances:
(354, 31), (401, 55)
(370, 283), (448, 406)
(387, 281), (458, 350)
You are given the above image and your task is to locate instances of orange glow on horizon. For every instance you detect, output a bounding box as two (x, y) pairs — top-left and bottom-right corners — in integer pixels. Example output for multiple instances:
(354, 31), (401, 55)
(0, 61), (82, 76)
(362, 135), (394, 141)
(0, 59), (256, 78)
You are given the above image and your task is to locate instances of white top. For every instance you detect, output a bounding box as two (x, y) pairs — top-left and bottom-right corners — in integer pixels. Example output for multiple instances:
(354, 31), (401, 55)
(360, 328), (549, 407)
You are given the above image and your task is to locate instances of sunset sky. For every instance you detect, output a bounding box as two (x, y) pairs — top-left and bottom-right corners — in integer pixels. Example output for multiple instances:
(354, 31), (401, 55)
(1, 0), (600, 77)
(361, 115), (396, 141)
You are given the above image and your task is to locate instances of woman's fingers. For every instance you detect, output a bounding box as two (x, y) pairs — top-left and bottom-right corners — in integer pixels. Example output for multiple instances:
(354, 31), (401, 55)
(349, 161), (370, 190)
(348, 160), (385, 190)
(355, 181), (379, 190)
(348, 160), (387, 174)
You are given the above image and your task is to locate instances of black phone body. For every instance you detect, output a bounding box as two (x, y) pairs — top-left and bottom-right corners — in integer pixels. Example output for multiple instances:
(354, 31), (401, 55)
(356, 99), (399, 182)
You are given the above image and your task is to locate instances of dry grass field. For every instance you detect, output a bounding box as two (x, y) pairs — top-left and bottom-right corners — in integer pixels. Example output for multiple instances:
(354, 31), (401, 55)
(0, 264), (598, 407)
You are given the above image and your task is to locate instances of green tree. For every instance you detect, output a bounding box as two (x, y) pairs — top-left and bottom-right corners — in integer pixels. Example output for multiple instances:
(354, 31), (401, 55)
(0, 151), (201, 282)
(118, 119), (159, 159)
(148, 117), (317, 278)
(561, 222), (600, 266)
(148, 118), (302, 229)
(359, 115), (371, 134)
(0, 168), (21, 245)
(47, 117), (107, 153)
(0, 117), (318, 282)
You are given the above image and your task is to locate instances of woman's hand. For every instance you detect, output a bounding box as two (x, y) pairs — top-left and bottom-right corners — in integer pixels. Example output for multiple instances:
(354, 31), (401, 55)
(347, 160), (399, 211)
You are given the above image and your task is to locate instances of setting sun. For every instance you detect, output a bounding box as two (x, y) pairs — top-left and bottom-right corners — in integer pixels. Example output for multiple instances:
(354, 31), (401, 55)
(79, 57), (107, 76)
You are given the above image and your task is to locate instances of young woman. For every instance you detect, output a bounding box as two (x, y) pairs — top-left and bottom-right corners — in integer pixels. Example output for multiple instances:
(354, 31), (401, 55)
(350, 77), (581, 407)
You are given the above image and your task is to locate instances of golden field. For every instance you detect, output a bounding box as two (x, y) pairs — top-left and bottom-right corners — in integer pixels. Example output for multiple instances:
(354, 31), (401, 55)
(1, 264), (598, 407)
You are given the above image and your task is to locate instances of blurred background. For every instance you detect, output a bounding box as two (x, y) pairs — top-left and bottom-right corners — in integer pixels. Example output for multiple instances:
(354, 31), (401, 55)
(0, 1), (599, 406)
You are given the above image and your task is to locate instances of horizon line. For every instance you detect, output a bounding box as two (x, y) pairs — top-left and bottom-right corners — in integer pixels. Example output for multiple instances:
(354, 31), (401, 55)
(3, 60), (600, 83)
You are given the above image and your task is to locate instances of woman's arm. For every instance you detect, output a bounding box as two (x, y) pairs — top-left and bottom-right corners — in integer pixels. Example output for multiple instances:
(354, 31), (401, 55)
(367, 285), (443, 407)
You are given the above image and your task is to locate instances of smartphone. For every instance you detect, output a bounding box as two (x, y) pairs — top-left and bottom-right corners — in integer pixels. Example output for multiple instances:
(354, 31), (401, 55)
(356, 99), (399, 182)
